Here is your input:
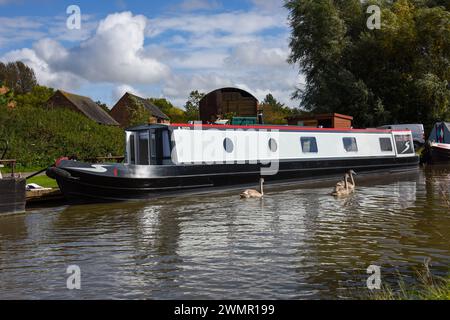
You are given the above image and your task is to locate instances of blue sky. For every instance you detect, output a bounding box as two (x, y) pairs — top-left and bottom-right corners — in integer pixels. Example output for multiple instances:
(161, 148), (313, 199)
(0, 0), (302, 107)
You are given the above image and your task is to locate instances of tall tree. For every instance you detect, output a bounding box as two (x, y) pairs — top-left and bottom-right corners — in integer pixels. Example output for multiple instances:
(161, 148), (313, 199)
(263, 94), (286, 113)
(261, 93), (295, 124)
(286, 0), (450, 130)
(0, 61), (37, 94)
(184, 90), (205, 121)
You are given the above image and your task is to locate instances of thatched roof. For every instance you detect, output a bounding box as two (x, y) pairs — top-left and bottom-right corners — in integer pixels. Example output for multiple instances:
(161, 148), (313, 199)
(56, 90), (119, 126)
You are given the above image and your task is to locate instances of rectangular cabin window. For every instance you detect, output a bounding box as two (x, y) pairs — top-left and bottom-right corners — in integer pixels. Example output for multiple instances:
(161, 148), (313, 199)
(343, 137), (358, 152)
(162, 130), (171, 159)
(301, 137), (318, 153)
(150, 132), (157, 161)
(138, 132), (150, 165)
(129, 135), (136, 164)
(380, 138), (393, 152)
(395, 135), (415, 154)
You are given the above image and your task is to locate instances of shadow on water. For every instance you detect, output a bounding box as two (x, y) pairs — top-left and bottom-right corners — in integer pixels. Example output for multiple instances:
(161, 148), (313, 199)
(0, 166), (449, 299)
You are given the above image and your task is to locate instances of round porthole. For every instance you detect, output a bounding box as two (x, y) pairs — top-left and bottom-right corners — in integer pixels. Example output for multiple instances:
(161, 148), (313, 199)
(223, 138), (234, 153)
(269, 138), (278, 152)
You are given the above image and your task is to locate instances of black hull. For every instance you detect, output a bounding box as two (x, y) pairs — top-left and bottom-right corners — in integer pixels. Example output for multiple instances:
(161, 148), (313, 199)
(49, 156), (419, 204)
(0, 178), (26, 216)
(431, 146), (450, 162)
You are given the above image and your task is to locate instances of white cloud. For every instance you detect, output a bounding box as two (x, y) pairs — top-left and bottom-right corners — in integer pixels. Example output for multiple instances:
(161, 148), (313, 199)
(249, 0), (285, 12)
(112, 84), (144, 102)
(162, 73), (233, 106)
(169, 50), (228, 69)
(0, 15), (97, 47)
(62, 12), (170, 83)
(0, 16), (42, 29)
(1, 12), (170, 90)
(147, 12), (285, 38)
(0, 17), (45, 46)
(225, 41), (289, 68)
(177, 0), (222, 12)
(2, 6), (301, 108)
(2, 47), (83, 90)
(47, 15), (98, 42)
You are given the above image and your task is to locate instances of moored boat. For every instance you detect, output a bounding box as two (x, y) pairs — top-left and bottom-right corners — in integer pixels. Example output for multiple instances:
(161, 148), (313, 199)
(0, 160), (26, 216)
(47, 123), (419, 203)
(429, 143), (450, 162)
(427, 122), (450, 162)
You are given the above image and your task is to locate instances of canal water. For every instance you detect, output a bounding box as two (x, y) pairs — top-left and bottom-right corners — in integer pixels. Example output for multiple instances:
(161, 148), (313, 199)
(0, 165), (449, 300)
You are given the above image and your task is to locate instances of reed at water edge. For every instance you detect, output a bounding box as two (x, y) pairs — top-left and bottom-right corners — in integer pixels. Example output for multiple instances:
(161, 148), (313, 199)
(372, 180), (450, 300)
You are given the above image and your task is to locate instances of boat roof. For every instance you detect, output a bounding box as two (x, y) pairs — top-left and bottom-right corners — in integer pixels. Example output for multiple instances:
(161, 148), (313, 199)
(170, 123), (402, 133)
(125, 123), (412, 134)
(126, 124), (170, 132)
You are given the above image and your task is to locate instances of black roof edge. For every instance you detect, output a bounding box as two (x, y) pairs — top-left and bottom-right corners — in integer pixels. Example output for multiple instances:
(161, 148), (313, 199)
(125, 124), (170, 132)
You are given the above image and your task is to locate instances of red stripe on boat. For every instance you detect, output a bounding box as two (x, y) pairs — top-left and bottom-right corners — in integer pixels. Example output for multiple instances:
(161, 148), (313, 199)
(170, 123), (405, 134)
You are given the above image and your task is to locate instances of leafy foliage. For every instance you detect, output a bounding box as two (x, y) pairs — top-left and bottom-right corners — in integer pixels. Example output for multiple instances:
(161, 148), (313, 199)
(0, 82), (15, 109)
(0, 88), (124, 168)
(128, 96), (152, 127)
(149, 97), (187, 123)
(96, 100), (110, 113)
(286, 0), (450, 130)
(184, 90), (205, 121)
(261, 94), (298, 125)
(0, 61), (37, 94)
(15, 85), (54, 108)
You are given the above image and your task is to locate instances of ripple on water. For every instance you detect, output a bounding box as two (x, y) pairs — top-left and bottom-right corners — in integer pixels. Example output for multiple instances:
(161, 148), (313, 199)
(0, 167), (449, 299)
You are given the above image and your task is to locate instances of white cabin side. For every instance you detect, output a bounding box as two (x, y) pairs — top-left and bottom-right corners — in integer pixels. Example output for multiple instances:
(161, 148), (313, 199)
(171, 127), (416, 165)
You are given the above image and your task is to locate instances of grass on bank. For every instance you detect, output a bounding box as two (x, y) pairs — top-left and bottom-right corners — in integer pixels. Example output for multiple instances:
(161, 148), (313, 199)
(372, 270), (450, 300)
(26, 175), (58, 189)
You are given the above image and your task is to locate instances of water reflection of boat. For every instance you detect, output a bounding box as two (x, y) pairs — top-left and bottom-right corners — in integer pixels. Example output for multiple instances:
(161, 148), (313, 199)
(47, 124), (419, 204)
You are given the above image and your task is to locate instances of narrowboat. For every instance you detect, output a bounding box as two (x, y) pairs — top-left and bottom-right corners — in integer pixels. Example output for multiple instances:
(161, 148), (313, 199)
(427, 122), (450, 162)
(47, 124), (419, 203)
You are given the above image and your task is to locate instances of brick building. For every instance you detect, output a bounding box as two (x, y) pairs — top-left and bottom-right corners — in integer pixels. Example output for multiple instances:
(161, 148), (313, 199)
(110, 92), (170, 128)
(286, 113), (353, 129)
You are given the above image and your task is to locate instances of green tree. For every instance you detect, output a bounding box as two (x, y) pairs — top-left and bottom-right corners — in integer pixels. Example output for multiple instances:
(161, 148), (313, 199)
(0, 90), (124, 168)
(15, 85), (54, 108)
(149, 97), (187, 123)
(184, 90), (205, 121)
(96, 101), (110, 114)
(261, 93), (296, 125)
(286, 0), (450, 130)
(0, 61), (37, 94)
(128, 96), (152, 127)
(263, 94), (286, 113)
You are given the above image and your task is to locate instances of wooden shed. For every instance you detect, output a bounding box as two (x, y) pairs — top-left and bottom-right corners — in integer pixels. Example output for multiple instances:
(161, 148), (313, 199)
(199, 88), (258, 123)
(47, 90), (119, 126)
(111, 92), (170, 128)
(287, 113), (353, 129)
